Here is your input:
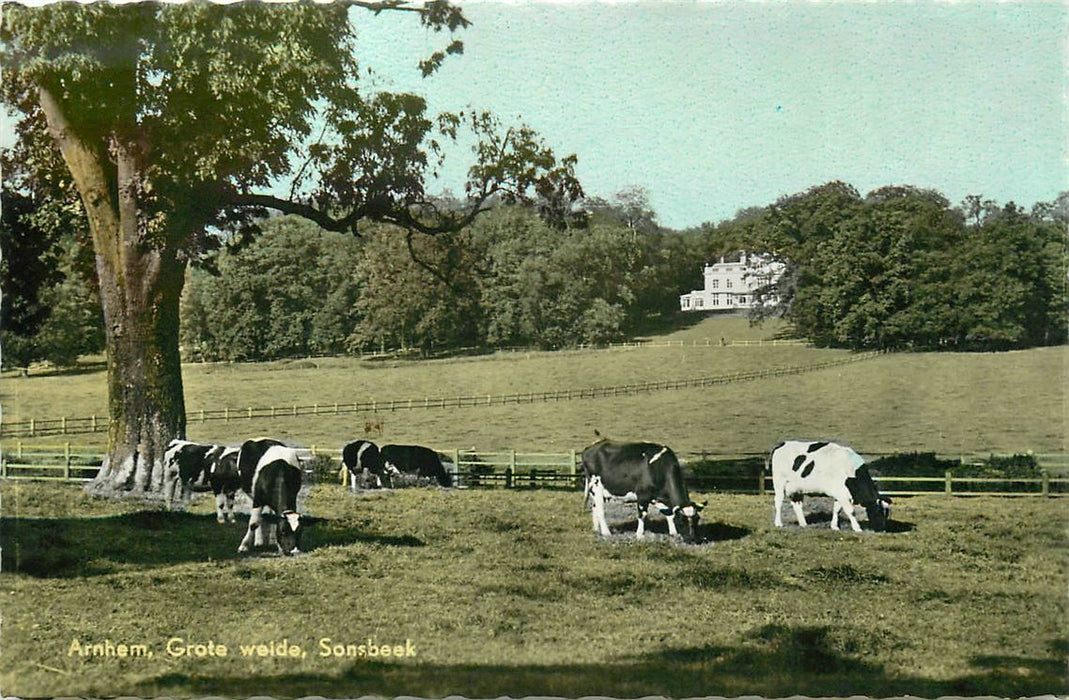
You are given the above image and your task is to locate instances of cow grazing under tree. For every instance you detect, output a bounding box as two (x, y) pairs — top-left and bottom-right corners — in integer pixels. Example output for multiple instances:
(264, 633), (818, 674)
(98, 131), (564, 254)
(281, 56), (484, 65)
(237, 438), (286, 497)
(163, 439), (225, 506)
(341, 439), (386, 490)
(769, 440), (892, 532)
(208, 447), (241, 523)
(581, 438), (704, 542)
(380, 444), (453, 487)
(237, 444), (309, 556)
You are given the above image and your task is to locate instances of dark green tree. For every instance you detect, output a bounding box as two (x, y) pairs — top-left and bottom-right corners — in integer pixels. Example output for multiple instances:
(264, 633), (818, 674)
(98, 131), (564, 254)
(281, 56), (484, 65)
(2, 2), (581, 496)
(349, 224), (485, 353)
(180, 216), (364, 361)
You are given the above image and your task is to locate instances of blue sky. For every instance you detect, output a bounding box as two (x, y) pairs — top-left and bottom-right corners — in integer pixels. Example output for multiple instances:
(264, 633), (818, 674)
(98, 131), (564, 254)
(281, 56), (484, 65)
(351, 1), (1067, 229)
(3, 1), (1064, 230)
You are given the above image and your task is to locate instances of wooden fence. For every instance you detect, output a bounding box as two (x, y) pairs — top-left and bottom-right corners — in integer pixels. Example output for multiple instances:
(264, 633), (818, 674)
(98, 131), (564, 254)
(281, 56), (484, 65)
(4, 444), (1067, 497)
(0, 353), (878, 439)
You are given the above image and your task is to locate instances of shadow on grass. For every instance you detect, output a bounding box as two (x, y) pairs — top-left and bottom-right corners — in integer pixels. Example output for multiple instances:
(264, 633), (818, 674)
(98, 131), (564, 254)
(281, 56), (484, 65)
(0, 511), (423, 578)
(131, 625), (1065, 699)
(598, 518), (751, 546)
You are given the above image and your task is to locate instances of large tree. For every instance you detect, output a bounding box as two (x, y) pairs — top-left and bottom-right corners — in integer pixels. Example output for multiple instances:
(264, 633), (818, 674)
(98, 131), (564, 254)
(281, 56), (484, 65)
(2, 1), (580, 497)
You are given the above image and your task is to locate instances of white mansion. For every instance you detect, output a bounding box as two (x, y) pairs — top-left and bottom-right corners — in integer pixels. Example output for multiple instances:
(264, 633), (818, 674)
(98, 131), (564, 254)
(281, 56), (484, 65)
(679, 253), (785, 312)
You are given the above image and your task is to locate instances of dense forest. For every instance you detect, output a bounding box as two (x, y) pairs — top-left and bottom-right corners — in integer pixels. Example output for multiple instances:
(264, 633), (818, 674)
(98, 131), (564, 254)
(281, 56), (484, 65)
(3, 183), (1066, 365)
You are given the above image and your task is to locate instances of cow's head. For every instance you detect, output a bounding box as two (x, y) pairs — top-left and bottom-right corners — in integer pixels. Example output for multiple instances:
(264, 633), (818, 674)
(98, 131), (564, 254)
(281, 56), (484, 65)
(865, 497), (892, 532)
(673, 502), (705, 543)
(262, 510), (304, 555)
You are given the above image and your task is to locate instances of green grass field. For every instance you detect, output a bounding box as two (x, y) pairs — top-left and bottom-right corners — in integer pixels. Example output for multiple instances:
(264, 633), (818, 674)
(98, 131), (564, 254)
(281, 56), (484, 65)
(1, 316), (1066, 697)
(1, 317), (1065, 455)
(1, 480), (1065, 697)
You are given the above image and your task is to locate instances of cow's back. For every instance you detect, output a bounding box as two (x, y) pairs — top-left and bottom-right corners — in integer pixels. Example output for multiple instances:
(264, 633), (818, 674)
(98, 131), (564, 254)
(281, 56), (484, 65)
(381, 444), (451, 486)
(771, 440), (863, 489)
(238, 438), (286, 495)
(582, 440), (682, 500)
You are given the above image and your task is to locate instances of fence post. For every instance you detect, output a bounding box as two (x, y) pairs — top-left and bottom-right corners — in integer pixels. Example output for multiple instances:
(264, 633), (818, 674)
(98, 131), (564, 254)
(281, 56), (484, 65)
(758, 469), (765, 496)
(29, 418), (35, 437)
(17, 441), (23, 459)
(200, 409), (205, 422)
(65, 442), (71, 480)
(62, 417), (67, 435)
(505, 467), (513, 489)
(1041, 470), (1050, 497)
(91, 414), (97, 432)
(225, 408), (230, 423)
(945, 470), (953, 495)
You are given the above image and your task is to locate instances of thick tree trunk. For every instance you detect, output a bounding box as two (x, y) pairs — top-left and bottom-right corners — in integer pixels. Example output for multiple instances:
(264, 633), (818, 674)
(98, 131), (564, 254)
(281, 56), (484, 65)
(39, 86), (188, 498)
(90, 248), (187, 497)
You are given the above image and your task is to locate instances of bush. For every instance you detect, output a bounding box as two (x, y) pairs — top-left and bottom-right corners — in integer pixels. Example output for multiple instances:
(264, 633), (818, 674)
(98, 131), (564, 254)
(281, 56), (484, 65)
(866, 452), (960, 477)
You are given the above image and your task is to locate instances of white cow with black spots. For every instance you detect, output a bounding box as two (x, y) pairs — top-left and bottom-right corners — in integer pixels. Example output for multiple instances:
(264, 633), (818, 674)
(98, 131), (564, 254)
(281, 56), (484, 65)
(769, 440), (892, 532)
(237, 441), (308, 555)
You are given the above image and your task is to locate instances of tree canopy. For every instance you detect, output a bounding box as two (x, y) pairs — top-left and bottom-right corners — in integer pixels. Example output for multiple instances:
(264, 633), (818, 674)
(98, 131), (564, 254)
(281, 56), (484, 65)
(1, 0), (582, 496)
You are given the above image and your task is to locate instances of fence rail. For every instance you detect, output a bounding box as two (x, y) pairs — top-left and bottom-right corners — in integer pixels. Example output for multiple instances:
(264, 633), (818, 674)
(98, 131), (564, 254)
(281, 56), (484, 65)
(4, 445), (1067, 497)
(1, 353), (878, 439)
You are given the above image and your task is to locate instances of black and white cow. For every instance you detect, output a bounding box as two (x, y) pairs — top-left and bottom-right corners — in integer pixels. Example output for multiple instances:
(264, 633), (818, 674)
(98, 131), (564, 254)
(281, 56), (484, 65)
(380, 444), (453, 487)
(581, 439), (703, 542)
(769, 440), (892, 532)
(208, 447), (241, 523)
(341, 439), (386, 491)
(164, 439), (225, 505)
(237, 444), (307, 556)
(237, 437), (286, 497)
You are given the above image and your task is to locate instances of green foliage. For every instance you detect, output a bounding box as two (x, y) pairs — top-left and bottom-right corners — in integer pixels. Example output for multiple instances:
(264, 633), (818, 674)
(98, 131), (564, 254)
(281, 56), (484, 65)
(348, 224), (485, 353)
(0, 190), (103, 368)
(180, 216), (364, 361)
(741, 183), (1066, 351)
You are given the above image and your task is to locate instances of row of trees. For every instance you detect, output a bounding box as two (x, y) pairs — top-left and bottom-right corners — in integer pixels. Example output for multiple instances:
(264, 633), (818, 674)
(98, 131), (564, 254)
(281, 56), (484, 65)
(178, 197), (704, 360)
(706, 183), (1066, 351)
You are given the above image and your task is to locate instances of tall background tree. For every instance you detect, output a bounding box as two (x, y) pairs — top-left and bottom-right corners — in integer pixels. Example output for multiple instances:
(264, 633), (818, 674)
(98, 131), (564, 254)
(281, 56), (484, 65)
(1, 1), (581, 497)
(744, 182), (1067, 350)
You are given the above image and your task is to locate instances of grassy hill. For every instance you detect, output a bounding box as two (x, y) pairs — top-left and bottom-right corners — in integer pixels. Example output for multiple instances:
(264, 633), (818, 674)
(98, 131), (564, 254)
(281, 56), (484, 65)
(2, 317), (1064, 455)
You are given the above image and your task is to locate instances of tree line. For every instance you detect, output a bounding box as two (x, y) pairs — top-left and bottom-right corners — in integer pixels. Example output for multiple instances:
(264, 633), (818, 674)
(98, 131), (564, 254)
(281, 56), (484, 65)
(707, 183), (1067, 351)
(178, 196), (702, 360)
(5, 182), (1064, 368)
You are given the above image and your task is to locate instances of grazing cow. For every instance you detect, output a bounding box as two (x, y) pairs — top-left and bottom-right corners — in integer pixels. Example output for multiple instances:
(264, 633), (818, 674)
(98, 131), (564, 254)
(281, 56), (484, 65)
(208, 447), (241, 523)
(164, 439), (225, 505)
(237, 437), (286, 497)
(581, 439), (703, 542)
(237, 445), (307, 556)
(341, 439), (386, 491)
(769, 440), (892, 532)
(380, 444), (453, 487)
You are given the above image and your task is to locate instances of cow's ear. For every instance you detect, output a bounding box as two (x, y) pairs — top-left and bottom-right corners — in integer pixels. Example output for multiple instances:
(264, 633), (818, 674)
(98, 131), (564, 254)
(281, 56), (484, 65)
(881, 496), (893, 505)
(694, 501), (707, 512)
(260, 511), (280, 523)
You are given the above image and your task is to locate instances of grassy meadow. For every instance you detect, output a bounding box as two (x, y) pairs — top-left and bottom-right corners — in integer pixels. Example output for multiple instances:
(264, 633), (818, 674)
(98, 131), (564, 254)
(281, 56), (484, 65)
(1, 315), (1066, 697)
(1, 316), (1065, 456)
(1, 480), (1065, 698)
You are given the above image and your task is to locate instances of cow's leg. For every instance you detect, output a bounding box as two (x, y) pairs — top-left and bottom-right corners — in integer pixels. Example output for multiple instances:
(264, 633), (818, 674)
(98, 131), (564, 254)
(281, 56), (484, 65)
(591, 477), (611, 536)
(257, 518), (277, 547)
(665, 508), (680, 537)
(834, 500), (862, 532)
(225, 489), (237, 523)
(214, 491), (226, 523)
(773, 484), (785, 527)
(790, 493), (807, 527)
(635, 503), (647, 539)
(238, 508), (261, 553)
